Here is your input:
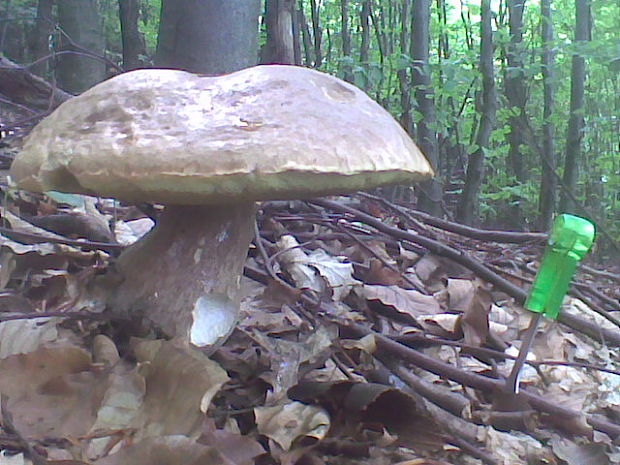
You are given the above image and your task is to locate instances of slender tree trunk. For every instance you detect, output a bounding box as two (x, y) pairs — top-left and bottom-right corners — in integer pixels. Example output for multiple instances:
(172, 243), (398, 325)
(28, 0), (53, 76)
(538, 0), (557, 230)
(456, 0), (497, 225)
(503, 0), (528, 228)
(56, 0), (106, 94)
(460, 1), (474, 51)
(309, 0), (322, 67)
(0, 0), (12, 55)
(559, 0), (590, 213)
(341, 0), (354, 82)
(411, 0), (442, 215)
(397, 0), (412, 134)
(504, 0), (527, 183)
(118, 0), (147, 70)
(155, 0), (260, 75)
(292, 2), (302, 64)
(298, 4), (313, 66)
(359, 0), (371, 90)
(261, 0), (295, 64)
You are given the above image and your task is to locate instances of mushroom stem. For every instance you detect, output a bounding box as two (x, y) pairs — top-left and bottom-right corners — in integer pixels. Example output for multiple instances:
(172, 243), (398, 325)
(112, 202), (256, 347)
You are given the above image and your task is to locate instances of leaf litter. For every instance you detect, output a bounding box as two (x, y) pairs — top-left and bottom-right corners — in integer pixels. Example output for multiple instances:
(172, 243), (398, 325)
(0, 187), (617, 465)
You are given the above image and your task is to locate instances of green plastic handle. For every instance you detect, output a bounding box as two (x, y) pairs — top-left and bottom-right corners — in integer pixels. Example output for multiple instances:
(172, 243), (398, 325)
(524, 214), (596, 319)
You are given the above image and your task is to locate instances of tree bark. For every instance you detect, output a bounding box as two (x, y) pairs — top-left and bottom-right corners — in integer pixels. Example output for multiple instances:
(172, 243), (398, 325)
(309, 0), (322, 67)
(456, 0), (497, 225)
(298, 4), (314, 66)
(504, 0), (527, 183)
(538, 0), (557, 230)
(155, 0), (260, 75)
(559, 0), (590, 213)
(118, 0), (147, 70)
(292, 2), (302, 64)
(56, 0), (106, 94)
(397, 0), (412, 134)
(260, 0), (295, 64)
(502, 0), (528, 229)
(411, 0), (442, 216)
(28, 0), (53, 76)
(340, 0), (354, 82)
(359, 0), (371, 90)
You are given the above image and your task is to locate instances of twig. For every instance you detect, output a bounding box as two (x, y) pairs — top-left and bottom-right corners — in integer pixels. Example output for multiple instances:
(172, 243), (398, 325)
(308, 198), (620, 346)
(357, 192), (546, 244)
(0, 310), (128, 322)
(0, 225), (123, 253)
(243, 264), (620, 439)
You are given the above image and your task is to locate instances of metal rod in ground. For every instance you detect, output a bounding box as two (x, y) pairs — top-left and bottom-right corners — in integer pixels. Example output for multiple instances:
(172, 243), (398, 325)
(505, 312), (543, 394)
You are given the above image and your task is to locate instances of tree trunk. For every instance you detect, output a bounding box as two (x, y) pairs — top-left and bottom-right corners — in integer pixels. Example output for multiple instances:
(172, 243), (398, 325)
(56, 0), (106, 94)
(396, 0), (413, 134)
(118, 0), (147, 70)
(397, 0), (412, 134)
(309, 0), (322, 67)
(538, 0), (557, 231)
(503, 0), (528, 228)
(359, 0), (371, 90)
(411, 0), (442, 216)
(559, 0), (590, 213)
(504, 0), (527, 183)
(298, 4), (314, 66)
(456, 0), (497, 225)
(155, 0), (260, 75)
(261, 0), (295, 64)
(340, 0), (353, 82)
(28, 0), (53, 76)
(292, 2), (302, 64)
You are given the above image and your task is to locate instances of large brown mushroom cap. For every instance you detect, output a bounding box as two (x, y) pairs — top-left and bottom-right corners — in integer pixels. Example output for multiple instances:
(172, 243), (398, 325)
(11, 65), (433, 204)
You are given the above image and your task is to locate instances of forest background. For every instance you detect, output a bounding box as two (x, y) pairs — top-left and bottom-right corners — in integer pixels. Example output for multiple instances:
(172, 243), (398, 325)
(0, 0), (618, 257)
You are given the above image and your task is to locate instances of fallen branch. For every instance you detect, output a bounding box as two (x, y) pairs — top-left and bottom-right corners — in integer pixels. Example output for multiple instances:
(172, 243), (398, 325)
(308, 198), (620, 345)
(0, 54), (72, 113)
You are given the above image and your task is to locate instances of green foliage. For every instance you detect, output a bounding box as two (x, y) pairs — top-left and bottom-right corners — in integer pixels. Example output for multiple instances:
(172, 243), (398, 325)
(7, 0), (617, 239)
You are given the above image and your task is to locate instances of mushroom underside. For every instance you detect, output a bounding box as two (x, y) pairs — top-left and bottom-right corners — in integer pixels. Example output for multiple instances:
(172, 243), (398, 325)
(110, 202), (256, 347)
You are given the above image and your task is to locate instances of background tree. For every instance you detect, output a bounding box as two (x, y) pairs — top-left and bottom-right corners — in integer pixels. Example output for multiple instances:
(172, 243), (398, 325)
(538, 0), (557, 231)
(260, 0), (295, 65)
(340, 0), (353, 83)
(559, 0), (591, 213)
(411, 0), (442, 216)
(456, 0), (497, 225)
(155, 0), (260, 74)
(502, 0), (528, 228)
(56, 0), (106, 94)
(118, 0), (147, 70)
(28, 0), (53, 76)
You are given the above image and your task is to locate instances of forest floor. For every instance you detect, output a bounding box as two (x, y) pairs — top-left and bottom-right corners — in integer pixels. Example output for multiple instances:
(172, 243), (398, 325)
(0, 129), (618, 465)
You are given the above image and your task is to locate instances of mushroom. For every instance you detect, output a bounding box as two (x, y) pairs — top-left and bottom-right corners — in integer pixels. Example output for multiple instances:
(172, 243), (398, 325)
(10, 65), (433, 348)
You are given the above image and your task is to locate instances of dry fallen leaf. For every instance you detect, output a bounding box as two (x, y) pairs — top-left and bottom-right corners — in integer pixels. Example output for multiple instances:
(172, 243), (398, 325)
(0, 318), (60, 358)
(456, 279), (492, 347)
(255, 401), (330, 451)
(199, 421), (265, 465)
(130, 339), (229, 439)
(360, 284), (441, 322)
(94, 436), (225, 465)
(0, 345), (104, 439)
(276, 235), (360, 301)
